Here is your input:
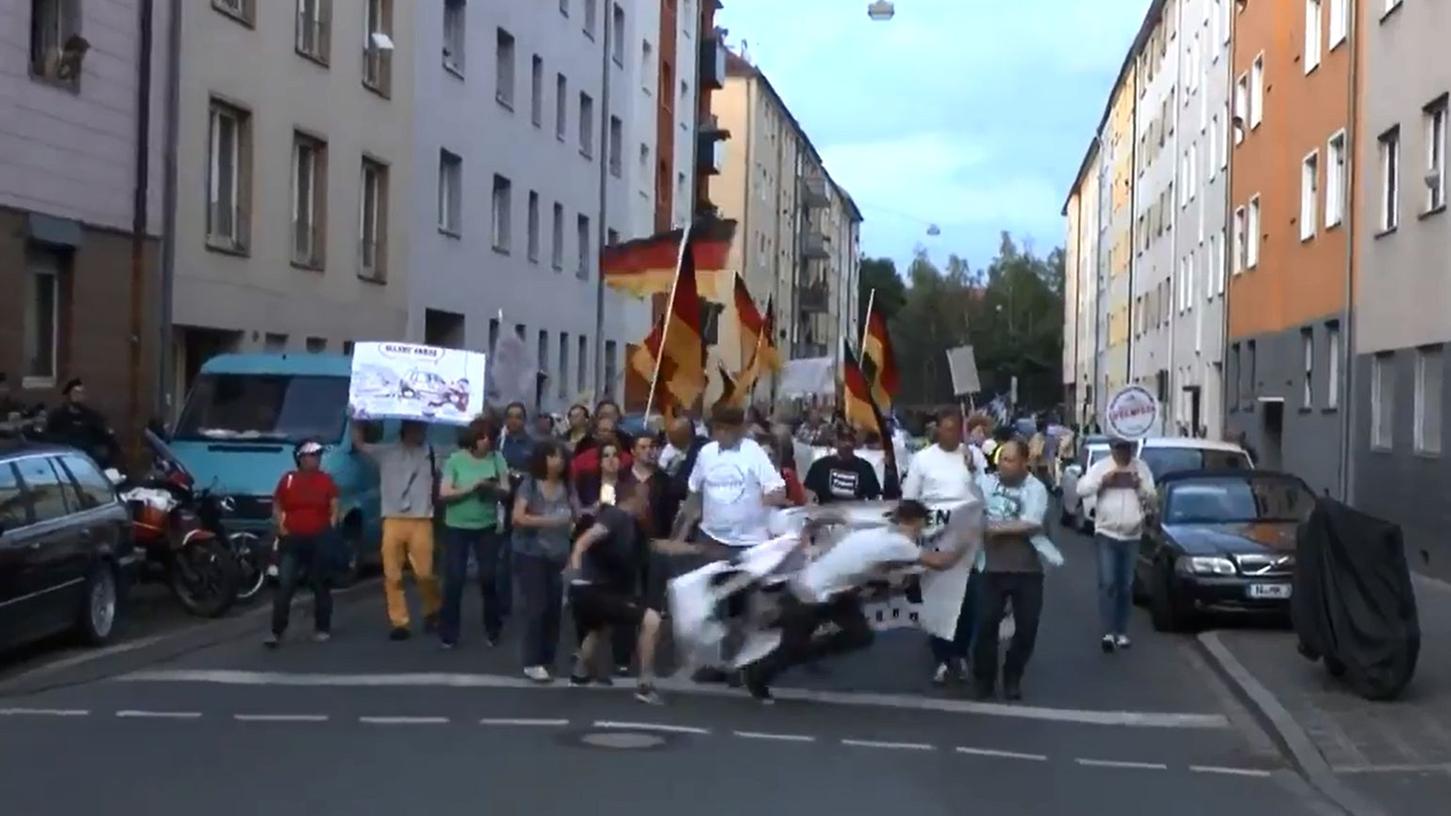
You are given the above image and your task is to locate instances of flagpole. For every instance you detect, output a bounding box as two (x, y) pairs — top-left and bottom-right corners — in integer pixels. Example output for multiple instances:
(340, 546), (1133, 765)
(644, 222), (694, 420)
(860, 288), (876, 356)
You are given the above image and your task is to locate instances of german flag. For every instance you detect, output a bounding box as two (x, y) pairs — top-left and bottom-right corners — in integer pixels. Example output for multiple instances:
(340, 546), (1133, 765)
(713, 363), (744, 411)
(754, 296), (783, 374)
(861, 306), (900, 408)
(733, 273), (766, 369)
(842, 337), (882, 438)
(628, 222), (709, 414)
(601, 219), (736, 302)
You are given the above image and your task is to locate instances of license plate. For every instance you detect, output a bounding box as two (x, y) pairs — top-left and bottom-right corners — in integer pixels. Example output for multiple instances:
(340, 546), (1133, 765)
(1247, 583), (1291, 599)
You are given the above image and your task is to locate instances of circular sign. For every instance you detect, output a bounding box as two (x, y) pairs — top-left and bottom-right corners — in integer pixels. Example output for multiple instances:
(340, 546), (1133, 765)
(1104, 385), (1159, 440)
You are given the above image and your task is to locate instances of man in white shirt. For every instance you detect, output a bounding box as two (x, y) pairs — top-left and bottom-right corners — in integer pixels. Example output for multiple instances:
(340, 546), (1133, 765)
(1076, 437), (1157, 652)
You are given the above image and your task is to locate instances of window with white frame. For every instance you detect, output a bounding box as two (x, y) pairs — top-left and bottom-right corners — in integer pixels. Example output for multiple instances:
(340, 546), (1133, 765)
(609, 115), (622, 177)
(1371, 353), (1393, 450)
(551, 203), (564, 270)
(577, 214), (591, 278)
(1207, 234), (1219, 299)
(1380, 126), (1400, 231)
(577, 336), (588, 392)
(584, 0), (598, 38)
(1248, 196), (1261, 268)
(1305, 0), (1322, 74)
(558, 334), (570, 399)
(443, 0), (465, 74)
(579, 92), (594, 156)
(438, 149), (462, 236)
(491, 174), (512, 252)
(213, 0), (253, 25)
(296, 0), (331, 64)
(359, 157), (388, 279)
(531, 56), (543, 126)
(1301, 151), (1319, 241)
(1302, 328), (1314, 407)
(1232, 208), (1246, 274)
(527, 191), (540, 262)
(1416, 346), (1443, 454)
(1250, 54), (1264, 128)
(611, 4), (625, 65)
(1234, 74), (1249, 144)
(30, 0), (85, 86)
(641, 42), (654, 93)
(23, 248), (61, 385)
(1187, 249), (1196, 312)
(1327, 130), (1347, 227)
(1426, 98), (1447, 212)
(496, 29), (515, 107)
(555, 74), (567, 141)
(1222, 104), (1231, 169)
(363, 0), (393, 95)
(1216, 228), (1227, 295)
(292, 132), (326, 267)
(1329, 0), (1348, 46)
(207, 100), (250, 251)
(1327, 321), (1341, 408)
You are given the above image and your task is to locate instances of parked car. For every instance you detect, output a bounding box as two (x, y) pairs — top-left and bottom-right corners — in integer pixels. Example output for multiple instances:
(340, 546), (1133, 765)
(1058, 436), (1109, 531)
(0, 443), (136, 652)
(1134, 470), (1314, 631)
(1060, 436), (1253, 533)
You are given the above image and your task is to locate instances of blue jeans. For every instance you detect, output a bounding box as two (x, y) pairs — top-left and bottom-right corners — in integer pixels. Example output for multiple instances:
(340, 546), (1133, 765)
(930, 570), (980, 663)
(1096, 534), (1137, 636)
(516, 552), (564, 669)
(272, 533), (334, 636)
(439, 527), (506, 646)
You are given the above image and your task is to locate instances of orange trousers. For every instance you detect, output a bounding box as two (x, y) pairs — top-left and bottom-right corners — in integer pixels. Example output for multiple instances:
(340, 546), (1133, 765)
(380, 518), (441, 629)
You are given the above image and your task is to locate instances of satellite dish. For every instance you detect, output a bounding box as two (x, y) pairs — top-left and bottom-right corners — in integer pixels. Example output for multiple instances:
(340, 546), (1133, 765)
(868, 1), (895, 21)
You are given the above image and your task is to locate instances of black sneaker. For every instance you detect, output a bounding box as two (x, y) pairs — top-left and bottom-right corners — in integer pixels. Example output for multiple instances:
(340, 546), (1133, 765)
(263, 632), (281, 649)
(389, 627), (411, 642)
(569, 673), (591, 687)
(1003, 677), (1023, 702)
(745, 673), (775, 705)
(1101, 634), (1116, 654)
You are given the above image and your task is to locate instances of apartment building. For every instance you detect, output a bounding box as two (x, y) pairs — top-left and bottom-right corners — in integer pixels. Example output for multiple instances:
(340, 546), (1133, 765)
(1099, 62), (1137, 415)
(1354, 0), (1450, 580)
(168, 0), (415, 401)
(1, 0), (170, 429)
(1062, 142), (1100, 426)
(1225, 0), (1354, 494)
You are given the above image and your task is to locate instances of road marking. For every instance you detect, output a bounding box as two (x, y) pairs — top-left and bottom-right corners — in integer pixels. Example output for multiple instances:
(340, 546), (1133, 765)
(842, 739), (935, 751)
(233, 714), (329, 723)
(118, 669), (1229, 729)
(0, 707), (90, 717)
(479, 718), (569, 727)
(1333, 762), (1451, 775)
(593, 720), (710, 735)
(359, 716), (450, 725)
(116, 709), (202, 720)
(733, 730), (817, 743)
(1075, 758), (1168, 771)
(1189, 765), (1275, 778)
(955, 746), (1049, 762)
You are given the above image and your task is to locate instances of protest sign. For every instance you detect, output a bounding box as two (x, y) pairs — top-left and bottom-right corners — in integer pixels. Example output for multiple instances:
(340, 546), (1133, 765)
(348, 342), (486, 426)
(1104, 384), (1160, 440)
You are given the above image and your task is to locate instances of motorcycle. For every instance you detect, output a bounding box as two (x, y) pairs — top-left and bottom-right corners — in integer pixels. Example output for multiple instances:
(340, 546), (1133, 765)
(119, 429), (241, 618)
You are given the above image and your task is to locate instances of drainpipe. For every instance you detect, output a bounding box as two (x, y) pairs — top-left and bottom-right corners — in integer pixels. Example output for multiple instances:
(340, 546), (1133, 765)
(157, 0), (182, 422)
(1338, 3), (1360, 501)
(1127, 72), (1139, 388)
(1220, 1), (1238, 441)
(126, 0), (155, 455)
(594, 6), (613, 397)
(1166, 0), (1185, 435)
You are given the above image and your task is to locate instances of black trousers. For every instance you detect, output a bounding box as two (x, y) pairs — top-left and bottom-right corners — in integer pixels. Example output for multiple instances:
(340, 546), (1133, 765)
(754, 594), (874, 685)
(971, 571), (1045, 689)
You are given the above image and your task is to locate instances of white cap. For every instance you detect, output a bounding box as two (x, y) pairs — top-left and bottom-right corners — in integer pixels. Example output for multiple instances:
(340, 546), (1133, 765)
(297, 441), (325, 456)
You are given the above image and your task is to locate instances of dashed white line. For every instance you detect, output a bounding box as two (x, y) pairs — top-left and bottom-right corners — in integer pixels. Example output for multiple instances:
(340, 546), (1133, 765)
(1075, 758), (1169, 771)
(0, 707), (90, 717)
(233, 714), (329, 723)
(732, 730), (817, 743)
(841, 738), (935, 751)
(358, 716), (450, 725)
(479, 718), (570, 727)
(1189, 765), (1275, 778)
(115, 710), (202, 720)
(593, 720), (711, 735)
(955, 746), (1049, 762)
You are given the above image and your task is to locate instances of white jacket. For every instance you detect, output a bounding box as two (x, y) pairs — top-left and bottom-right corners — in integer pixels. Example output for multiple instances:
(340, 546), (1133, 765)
(1076, 456), (1157, 541)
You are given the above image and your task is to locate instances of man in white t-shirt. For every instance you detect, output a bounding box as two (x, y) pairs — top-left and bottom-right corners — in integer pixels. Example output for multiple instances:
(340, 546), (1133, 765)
(672, 404), (787, 551)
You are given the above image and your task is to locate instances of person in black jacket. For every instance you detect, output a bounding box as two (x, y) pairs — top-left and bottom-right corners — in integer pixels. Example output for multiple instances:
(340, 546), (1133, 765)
(46, 379), (117, 467)
(804, 426), (882, 504)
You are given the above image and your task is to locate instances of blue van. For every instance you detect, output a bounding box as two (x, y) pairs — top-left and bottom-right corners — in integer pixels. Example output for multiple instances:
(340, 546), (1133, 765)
(168, 353), (458, 578)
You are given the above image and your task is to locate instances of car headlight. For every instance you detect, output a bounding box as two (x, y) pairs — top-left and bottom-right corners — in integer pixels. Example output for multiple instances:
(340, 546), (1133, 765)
(1180, 555), (1237, 576)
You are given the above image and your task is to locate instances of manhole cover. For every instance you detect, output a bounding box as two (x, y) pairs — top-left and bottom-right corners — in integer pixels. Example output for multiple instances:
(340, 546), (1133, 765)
(580, 731), (667, 750)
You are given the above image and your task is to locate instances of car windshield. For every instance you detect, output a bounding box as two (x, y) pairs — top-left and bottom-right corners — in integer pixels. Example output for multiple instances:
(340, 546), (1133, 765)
(1164, 476), (1315, 525)
(174, 374), (349, 443)
(1141, 447), (1250, 479)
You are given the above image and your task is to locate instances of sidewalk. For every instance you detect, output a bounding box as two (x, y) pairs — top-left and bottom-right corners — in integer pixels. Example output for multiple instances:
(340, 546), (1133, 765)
(1201, 574), (1451, 816)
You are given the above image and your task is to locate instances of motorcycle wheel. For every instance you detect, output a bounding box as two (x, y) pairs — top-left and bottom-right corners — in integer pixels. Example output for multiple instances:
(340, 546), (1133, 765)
(170, 538), (240, 618)
(231, 532), (268, 603)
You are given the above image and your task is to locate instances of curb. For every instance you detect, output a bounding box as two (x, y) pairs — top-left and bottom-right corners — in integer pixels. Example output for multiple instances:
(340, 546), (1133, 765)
(1195, 631), (1386, 816)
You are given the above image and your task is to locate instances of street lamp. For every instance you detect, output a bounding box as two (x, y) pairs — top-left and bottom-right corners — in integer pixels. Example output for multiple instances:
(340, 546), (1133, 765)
(868, 1), (895, 22)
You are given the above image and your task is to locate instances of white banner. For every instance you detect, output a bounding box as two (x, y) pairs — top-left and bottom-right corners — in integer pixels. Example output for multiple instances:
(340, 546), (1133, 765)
(348, 342), (486, 426)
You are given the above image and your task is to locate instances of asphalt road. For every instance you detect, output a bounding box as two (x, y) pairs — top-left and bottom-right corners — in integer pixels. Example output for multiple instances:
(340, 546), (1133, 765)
(0, 520), (1346, 815)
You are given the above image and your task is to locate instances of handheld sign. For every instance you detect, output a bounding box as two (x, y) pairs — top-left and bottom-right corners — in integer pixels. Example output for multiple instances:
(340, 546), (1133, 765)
(1104, 384), (1159, 440)
(348, 342), (487, 426)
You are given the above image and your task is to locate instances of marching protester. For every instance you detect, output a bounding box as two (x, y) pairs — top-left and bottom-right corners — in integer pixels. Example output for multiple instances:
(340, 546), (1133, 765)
(972, 440), (1062, 701)
(902, 409), (983, 685)
(762, 433), (808, 507)
(576, 438), (626, 512)
(351, 420), (442, 640)
(1076, 437), (1156, 652)
(965, 415), (993, 473)
(437, 417), (511, 649)
(744, 500), (965, 703)
(567, 480), (666, 704)
(266, 439), (339, 647)
(594, 398), (635, 450)
(987, 425), (1014, 472)
(804, 425), (883, 504)
(45, 378), (118, 468)
(570, 415), (633, 485)
(532, 412), (559, 442)
(511, 440), (580, 682)
(497, 401), (537, 618)
(660, 415), (704, 485)
(563, 404), (591, 453)
(1055, 423), (1078, 489)
(1028, 418), (1051, 485)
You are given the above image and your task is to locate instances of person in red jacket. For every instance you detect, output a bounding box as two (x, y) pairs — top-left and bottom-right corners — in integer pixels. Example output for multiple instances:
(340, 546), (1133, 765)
(267, 439), (340, 647)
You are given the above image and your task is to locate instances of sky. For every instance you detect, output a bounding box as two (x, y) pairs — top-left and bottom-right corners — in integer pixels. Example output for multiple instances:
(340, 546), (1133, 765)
(715, 0), (1149, 272)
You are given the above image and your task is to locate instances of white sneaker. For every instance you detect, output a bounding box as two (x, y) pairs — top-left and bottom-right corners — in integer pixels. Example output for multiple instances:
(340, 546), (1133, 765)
(312, 631), (331, 643)
(932, 663), (951, 685)
(1115, 635), (1132, 650)
(523, 666), (553, 684)
(1101, 634), (1117, 653)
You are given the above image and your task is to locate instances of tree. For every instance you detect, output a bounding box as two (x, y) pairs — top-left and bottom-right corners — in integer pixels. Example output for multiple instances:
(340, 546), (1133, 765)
(857, 256), (907, 330)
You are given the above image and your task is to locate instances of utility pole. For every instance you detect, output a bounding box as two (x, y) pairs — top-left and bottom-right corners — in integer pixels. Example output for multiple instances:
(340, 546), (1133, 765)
(593, 4), (613, 399)
(127, 0), (155, 460)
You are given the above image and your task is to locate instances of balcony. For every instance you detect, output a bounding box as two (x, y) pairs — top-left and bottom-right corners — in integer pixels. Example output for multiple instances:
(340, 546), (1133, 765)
(798, 282), (829, 313)
(697, 130), (724, 175)
(801, 231), (830, 260)
(699, 32), (727, 90)
(802, 174), (830, 208)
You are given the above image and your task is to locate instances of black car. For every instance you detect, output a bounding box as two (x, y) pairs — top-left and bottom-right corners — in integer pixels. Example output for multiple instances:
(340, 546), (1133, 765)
(1134, 470), (1315, 632)
(0, 442), (136, 652)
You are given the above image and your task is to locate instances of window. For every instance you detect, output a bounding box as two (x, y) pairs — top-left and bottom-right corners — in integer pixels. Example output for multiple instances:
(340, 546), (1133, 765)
(24, 248), (60, 386)
(537, 330), (549, 403)
(438, 149), (462, 236)
(1305, 0), (1321, 74)
(1302, 329), (1315, 407)
(1327, 322), (1341, 409)
(1371, 353), (1393, 450)
(577, 336), (588, 393)
(213, 0), (253, 26)
(1330, 0), (1348, 47)
(363, 0), (393, 95)
(1415, 346), (1443, 454)
(1248, 340), (1258, 401)
(527, 191), (540, 262)
(488, 318), (500, 357)
(641, 42), (654, 93)
(611, 4), (625, 65)
(558, 334), (570, 399)
(606, 228), (620, 246)
(1208, 114), (1220, 178)
(442, 0), (465, 74)
(0, 463), (25, 528)
(1250, 54), (1264, 129)
(579, 92), (594, 156)
(577, 214), (591, 278)
(1380, 127), (1401, 231)
(1233, 206), (1247, 274)
(560, 0), (569, 16)
(531, 56), (543, 126)
(604, 341), (617, 397)
(551, 203), (564, 270)
(584, 0), (597, 38)
(492, 174), (512, 252)
(1230, 343), (1241, 407)
(1216, 229), (1227, 295)
(15, 457), (69, 524)
(29, 0), (83, 86)
(1427, 98), (1447, 212)
(608, 116), (622, 177)
(360, 158), (389, 280)
(60, 453), (115, 510)
(496, 29), (515, 108)
(296, 0), (331, 64)
(1327, 130), (1347, 227)
(1234, 74), (1248, 145)
(292, 133), (327, 267)
(1206, 234), (1219, 299)
(1301, 151), (1319, 241)
(555, 74), (567, 141)
(1247, 196), (1261, 268)
(306, 337), (327, 353)
(207, 100), (250, 252)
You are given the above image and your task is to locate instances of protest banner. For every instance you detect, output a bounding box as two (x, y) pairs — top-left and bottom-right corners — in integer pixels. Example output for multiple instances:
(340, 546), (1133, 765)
(348, 342), (486, 426)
